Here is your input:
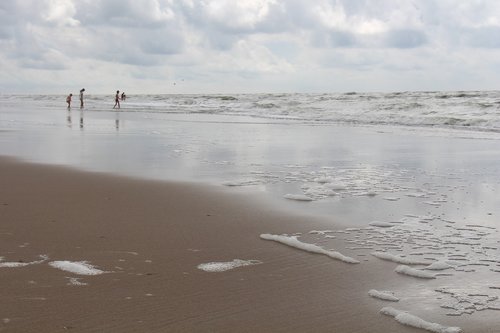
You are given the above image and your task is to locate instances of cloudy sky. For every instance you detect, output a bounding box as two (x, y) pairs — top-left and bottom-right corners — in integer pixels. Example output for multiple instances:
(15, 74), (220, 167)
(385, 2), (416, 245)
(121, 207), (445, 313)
(1, 0), (500, 94)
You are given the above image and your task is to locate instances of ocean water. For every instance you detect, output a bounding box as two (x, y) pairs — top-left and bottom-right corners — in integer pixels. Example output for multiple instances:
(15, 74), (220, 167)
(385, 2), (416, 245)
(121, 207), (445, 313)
(1, 91), (500, 330)
(2, 91), (500, 133)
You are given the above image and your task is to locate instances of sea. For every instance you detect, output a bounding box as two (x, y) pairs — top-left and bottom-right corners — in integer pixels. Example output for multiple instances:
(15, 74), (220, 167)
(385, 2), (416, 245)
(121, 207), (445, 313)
(3, 91), (500, 133)
(1, 91), (500, 330)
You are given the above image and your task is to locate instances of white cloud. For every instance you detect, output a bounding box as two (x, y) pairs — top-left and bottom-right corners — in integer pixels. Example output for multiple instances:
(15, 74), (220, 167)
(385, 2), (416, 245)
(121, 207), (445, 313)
(1, 0), (500, 93)
(42, 0), (80, 27)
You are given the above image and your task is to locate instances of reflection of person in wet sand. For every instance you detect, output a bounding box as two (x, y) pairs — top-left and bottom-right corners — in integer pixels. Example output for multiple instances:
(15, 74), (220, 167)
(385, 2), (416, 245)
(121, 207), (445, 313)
(80, 110), (84, 129)
(113, 90), (120, 109)
(66, 93), (72, 108)
(79, 88), (85, 108)
(67, 109), (72, 128)
(115, 111), (120, 131)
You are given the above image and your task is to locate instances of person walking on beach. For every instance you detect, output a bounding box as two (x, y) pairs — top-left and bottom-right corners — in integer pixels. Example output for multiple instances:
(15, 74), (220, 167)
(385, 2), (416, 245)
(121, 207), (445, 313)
(66, 93), (72, 108)
(121, 92), (126, 101)
(114, 90), (120, 109)
(79, 88), (85, 108)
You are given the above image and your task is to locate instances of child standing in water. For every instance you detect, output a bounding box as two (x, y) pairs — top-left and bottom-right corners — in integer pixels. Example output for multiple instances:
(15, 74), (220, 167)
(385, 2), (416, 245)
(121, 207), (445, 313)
(66, 93), (72, 108)
(79, 88), (85, 108)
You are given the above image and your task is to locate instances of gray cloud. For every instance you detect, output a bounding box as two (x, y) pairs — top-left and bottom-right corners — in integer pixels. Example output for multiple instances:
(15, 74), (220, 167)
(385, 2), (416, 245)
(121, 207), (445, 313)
(463, 26), (500, 48)
(384, 29), (428, 49)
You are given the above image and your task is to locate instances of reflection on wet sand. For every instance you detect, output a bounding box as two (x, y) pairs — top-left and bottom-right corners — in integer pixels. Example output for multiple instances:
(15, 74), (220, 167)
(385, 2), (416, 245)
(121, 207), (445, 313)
(115, 111), (120, 131)
(66, 110), (72, 128)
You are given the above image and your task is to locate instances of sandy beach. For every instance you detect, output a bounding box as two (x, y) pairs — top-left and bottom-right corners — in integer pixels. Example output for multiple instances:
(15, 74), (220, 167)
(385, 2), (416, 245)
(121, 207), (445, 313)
(0, 157), (392, 332)
(0, 157), (497, 332)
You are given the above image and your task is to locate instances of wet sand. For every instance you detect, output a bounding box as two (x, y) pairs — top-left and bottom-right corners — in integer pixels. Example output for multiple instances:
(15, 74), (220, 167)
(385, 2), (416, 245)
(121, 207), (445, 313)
(0, 157), (496, 332)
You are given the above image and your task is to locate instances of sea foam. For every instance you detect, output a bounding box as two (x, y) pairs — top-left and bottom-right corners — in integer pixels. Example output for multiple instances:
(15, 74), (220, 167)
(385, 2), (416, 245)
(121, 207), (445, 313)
(283, 194), (313, 201)
(49, 261), (106, 275)
(371, 252), (432, 265)
(260, 233), (359, 264)
(369, 221), (394, 228)
(395, 265), (436, 279)
(197, 259), (261, 272)
(0, 254), (48, 268)
(368, 289), (399, 302)
(380, 307), (462, 333)
(425, 261), (453, 271)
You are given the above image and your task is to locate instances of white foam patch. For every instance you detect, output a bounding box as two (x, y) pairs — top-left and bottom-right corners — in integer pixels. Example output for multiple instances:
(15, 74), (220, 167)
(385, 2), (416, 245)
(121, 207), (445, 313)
(197, 259), (261, 272)
(380, 307), (462, 333)
(260, 233), (360, 264)
(0, 261), (31, 268)
(369, 221), (394, 228)
(0, 254), (48, 268)
(406, 192), (429, 198)
(395, 265), (436, 279)
(283, 194), (313, 201)
(49, 261), (106, 275)
(314, 176), (333, 184)
(368, 289), (400, 302)
(309, 230), (334, 235)
(67, 277), (88, 286)
(222, 179), (261, 187)
(425, 261), (453, 271)
(436, 287), (500, 315)
(325, 183), (347, 191)
(371, 252), (432, 265)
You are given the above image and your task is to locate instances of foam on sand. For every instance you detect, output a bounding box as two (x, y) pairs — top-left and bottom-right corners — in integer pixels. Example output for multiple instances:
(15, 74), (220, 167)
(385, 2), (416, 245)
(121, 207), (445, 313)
(425, 261), (453, 271)
(49, 261), (106, 275)
(197, 259), (261, 272)
(222, 179), (262, 187)
(369, 221), (394, 228)
(371, 252), (432, 265)
(0, 254), (48, 268)
(260, 233), (360, 264)
(283, 194), (313, 201)
(368, 289), (400, 302)
(395, 265), (436, 279)
(380, 307), (462, 333)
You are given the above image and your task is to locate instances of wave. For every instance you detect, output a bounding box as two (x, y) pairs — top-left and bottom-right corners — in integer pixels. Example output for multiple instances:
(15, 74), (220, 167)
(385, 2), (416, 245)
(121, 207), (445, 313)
(3, 90), (500, 134)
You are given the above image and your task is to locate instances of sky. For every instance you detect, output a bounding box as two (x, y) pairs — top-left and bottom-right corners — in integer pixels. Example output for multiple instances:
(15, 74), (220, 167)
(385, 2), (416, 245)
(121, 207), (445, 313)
(1, 0), (500, 94)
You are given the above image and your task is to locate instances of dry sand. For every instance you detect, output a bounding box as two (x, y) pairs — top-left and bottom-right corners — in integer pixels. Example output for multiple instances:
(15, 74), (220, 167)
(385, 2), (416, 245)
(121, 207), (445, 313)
(0, 157), (495, 332)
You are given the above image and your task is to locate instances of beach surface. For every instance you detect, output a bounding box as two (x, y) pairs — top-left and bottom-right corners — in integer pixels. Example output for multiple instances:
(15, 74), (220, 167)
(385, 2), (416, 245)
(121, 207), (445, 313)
(0, 157), (394, 332)
(0, 157), (497, 333)
(2, 94), (500, 332)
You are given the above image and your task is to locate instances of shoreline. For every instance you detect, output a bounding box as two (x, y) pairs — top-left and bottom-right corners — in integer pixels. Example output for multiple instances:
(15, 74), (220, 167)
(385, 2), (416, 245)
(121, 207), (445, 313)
(1, 157), (496, 332)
